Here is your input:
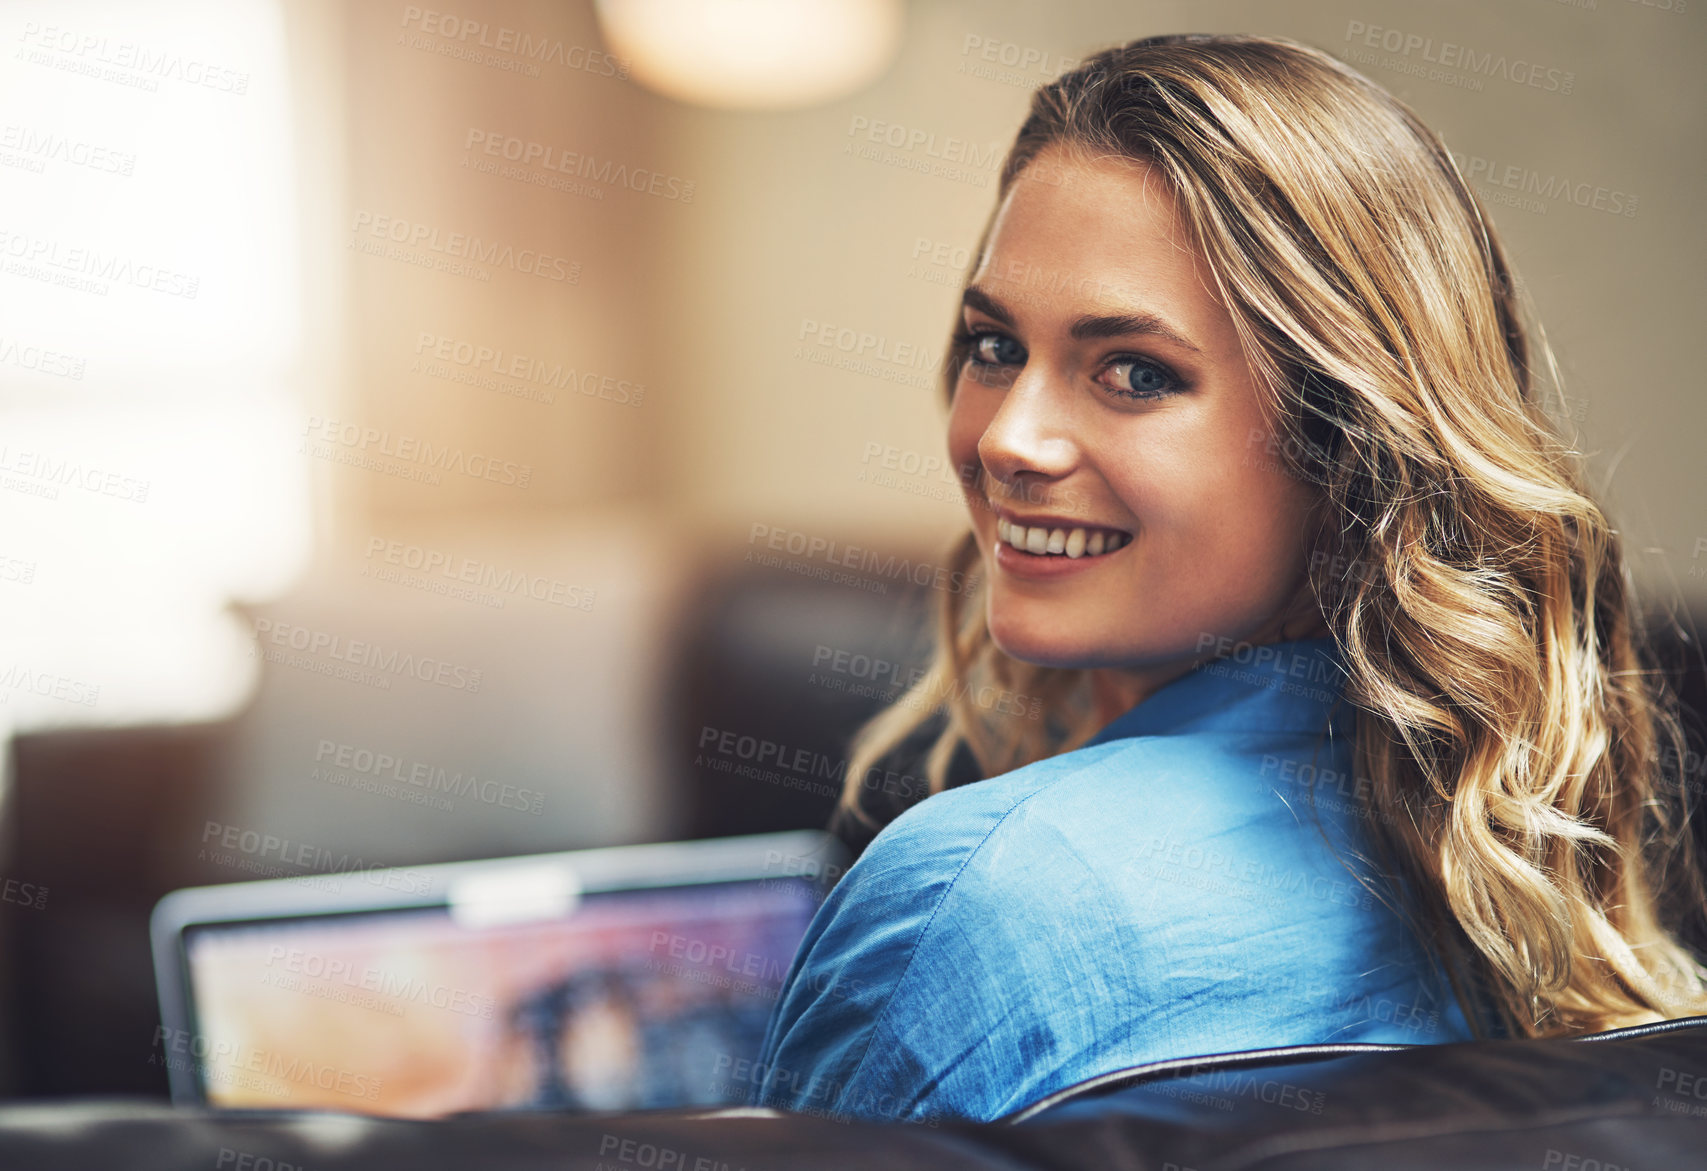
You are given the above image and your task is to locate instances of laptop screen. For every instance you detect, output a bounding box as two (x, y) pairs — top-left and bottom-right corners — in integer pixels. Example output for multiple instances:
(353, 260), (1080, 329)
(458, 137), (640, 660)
(178, 876), (820, 1116)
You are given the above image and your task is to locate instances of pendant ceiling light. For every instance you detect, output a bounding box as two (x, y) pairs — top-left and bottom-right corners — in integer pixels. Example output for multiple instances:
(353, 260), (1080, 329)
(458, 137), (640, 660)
(594, 0), (904, 110)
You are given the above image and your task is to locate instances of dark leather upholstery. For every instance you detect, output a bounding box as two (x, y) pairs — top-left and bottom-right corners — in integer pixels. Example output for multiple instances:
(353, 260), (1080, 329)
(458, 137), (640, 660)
(2, 1020), (1702, 1170)
(1004, 1013), (1707, 1121)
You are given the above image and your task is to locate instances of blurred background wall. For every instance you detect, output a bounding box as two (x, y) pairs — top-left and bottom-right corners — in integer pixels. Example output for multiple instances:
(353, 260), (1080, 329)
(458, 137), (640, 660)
(0, 0), (1701, 1096)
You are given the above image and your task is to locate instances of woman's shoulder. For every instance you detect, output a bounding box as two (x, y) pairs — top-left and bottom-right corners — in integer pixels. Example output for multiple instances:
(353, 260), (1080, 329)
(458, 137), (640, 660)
(753, 737), (1148, 1120)
(843, 735), (1133, 877)
(770, 736), (1158, 1003)
(838, 722), (1390, 972)
(864, 728), (1286, 874)
(757, 727), (1454, 1121)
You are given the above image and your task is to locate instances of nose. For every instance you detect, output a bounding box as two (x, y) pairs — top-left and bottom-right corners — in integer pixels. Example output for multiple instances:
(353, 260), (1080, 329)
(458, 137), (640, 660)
(975, 367), (1078, 504)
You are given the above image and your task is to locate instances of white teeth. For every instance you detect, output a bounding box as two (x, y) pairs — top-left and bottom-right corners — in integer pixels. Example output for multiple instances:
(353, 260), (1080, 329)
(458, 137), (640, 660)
(999, 520), (1129, 557)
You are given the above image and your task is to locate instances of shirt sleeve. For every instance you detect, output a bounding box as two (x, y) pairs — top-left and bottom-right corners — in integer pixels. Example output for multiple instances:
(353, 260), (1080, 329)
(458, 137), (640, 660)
(747, 782), (1028, 1124)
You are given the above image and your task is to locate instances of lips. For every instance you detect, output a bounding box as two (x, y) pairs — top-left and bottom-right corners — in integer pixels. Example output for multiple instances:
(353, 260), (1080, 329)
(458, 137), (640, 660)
(995, 513), (1132, 559)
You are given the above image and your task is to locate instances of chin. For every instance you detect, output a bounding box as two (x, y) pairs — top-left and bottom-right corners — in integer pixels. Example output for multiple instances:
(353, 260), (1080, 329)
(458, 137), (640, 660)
(986, 611), (1095, 670)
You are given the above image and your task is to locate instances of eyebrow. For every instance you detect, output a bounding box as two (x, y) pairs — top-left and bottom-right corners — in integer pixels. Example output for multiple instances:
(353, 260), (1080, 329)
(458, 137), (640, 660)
(961, 285), (1203, 355)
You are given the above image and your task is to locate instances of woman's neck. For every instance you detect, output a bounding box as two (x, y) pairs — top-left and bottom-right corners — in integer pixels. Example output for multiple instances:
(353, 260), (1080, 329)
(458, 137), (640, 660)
(1087, 619), (1333, 726)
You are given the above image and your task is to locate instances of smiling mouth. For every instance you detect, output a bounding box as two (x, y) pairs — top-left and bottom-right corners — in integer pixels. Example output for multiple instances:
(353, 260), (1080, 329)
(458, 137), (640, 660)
(996, 516), (1132, 559)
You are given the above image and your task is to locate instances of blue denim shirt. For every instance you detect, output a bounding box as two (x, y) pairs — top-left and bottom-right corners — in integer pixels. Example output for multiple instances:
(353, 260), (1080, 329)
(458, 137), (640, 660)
(750, 636), (1474, 1123)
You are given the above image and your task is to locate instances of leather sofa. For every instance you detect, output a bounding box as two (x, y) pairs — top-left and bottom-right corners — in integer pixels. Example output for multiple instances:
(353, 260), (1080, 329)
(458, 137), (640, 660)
(1, 1016), (1701, 1170)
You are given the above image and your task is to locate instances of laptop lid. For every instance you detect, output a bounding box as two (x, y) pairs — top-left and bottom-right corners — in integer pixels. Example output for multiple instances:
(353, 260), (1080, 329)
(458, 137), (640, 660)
(150, 829), (846, 1116)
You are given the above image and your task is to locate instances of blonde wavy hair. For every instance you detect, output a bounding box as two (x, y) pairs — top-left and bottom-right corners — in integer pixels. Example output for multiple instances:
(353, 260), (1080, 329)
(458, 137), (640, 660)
(835, 33), (1707, 1038)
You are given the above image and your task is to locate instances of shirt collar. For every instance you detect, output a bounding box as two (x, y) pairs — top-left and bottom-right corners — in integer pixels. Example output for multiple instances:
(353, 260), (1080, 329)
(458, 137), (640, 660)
(1084, 636), (1353, 747)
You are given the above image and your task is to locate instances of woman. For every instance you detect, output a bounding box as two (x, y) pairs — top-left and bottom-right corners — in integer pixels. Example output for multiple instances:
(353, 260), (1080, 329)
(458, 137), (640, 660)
(749, 33), (1707, 1125)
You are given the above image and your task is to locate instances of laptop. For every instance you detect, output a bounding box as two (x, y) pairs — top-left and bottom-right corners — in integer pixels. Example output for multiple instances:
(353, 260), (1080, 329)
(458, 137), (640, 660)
(150, 829), (847, 1117)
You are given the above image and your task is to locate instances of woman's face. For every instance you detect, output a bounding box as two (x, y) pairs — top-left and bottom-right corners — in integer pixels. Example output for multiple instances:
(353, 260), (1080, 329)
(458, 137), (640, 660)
(947, 143), (1326, 684)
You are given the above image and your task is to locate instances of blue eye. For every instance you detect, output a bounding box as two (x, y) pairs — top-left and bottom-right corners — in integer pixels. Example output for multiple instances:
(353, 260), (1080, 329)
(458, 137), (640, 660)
(968, 331), (1025, 367)
(1103, 357), (1182, 400)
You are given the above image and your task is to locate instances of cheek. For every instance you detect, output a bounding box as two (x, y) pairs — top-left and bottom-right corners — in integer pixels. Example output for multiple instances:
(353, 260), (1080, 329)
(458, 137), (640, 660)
(1117, 434), (1313, 575)
(1191, 467), (1319, 591)
(1240, 451), (1320, 550)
